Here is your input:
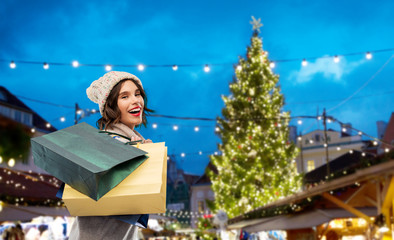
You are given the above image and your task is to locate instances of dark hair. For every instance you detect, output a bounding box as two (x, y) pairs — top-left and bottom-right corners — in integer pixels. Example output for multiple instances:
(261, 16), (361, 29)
(97, 79), (154, 130)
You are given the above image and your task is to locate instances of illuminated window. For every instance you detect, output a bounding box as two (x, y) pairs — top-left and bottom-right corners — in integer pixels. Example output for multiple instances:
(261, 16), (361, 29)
(307, 160), (315, 171)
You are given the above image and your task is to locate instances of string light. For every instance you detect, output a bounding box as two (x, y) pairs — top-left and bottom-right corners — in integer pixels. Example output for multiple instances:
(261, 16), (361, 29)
(8, 158), (15, 167)
(43, 62), (49, 69)
(60, 117), (66, 122)
(31, 128), (36, 133)
(385, 148), (390, 153)
(72, 61), (79, 68)
(105, 65), (112, 71)
(181, 153), (186, 157)
(152, 123), (158, 129)
(194, 126), (200, 132)
(204, 64), (210, 72)
(172, 65), (178, 71)
(297, 120), (302, 125)
(333, 56), (340, 63)
(173, 125), (179, 131)
(349, 150), (353, 154)
(10, 61), (16, 69)
(373, 141), (378, 146)
(46, 123), (51, 128)
(236, 65), (242, 71)
(301, 59), (308, 67)
(3, 48), (393, 71)
(138, 64), (145, 71)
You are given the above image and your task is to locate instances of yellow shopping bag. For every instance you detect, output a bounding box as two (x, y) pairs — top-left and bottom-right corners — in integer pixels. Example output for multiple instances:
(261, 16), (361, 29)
(62, 142), (167, 216)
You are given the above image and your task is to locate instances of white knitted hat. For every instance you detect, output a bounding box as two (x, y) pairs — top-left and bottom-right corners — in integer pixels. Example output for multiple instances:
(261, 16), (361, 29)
(86, 71), (143, 115)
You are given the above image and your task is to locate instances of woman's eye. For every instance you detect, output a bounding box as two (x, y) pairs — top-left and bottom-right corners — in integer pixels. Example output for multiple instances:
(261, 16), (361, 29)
(121, 96), (128, 99)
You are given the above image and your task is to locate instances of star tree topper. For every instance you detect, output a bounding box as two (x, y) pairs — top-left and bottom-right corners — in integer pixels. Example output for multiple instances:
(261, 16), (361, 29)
(250, 16), (263, 33)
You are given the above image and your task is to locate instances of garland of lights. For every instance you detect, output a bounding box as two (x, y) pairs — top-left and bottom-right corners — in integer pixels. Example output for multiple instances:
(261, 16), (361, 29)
(2, 48), (394, 71)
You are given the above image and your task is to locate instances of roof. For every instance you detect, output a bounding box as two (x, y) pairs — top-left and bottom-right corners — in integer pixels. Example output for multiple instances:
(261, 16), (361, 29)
(0, 86), (57, 132)
(229, 157), (394, 226)
(304, 150), (375, 184)
(193, 161), (217, 185)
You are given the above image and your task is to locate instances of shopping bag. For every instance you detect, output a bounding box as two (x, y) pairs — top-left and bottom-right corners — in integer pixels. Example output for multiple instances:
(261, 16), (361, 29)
(62, 142), (167, 216)
(56, 184), (149, 228)
(31, 122), (148, 201)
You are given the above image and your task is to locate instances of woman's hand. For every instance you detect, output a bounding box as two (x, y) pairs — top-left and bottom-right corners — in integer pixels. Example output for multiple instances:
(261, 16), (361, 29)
(143, 139), (153, 144)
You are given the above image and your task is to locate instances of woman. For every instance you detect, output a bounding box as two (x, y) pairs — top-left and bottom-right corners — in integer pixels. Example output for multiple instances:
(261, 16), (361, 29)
(69, 71), (153, 240)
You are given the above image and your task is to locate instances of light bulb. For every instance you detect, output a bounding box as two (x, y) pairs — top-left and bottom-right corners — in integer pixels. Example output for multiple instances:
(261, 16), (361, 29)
(46, 123), (51, 128)
(105, 65), (112, 71)
(199, 151), (202, 155)
(31, 128), (36, 133)
(43, 62), (49, 69)
(385, 148), (389, 153)
(215, 127), (220, 132)
(297, 120), (302, 125)
(8, 158), (15, 167)
(152, 123), (158, 129)
(336, 147), (341, 151)
(349, 150), (353, 154)
(334, 56), (340, 63)
(204, 64), (210, 72)
(365, 52), (372, 60)
(172, 65), (178, 71)
(302, 59), (308, 66)
(194, 126), (199, 132)
(0, 156), (2, 164)
(236, 65), (242, 71)
(173, 125), (178, 131)
(181, 153), (185, 157)
(10, 61), (16, 69)
(138, 64), (145, 71)
(342, 128), (346, 132)
(269, 62), (275, 68)
(72, 61), (79, 68)
(60, 117), (66, 122)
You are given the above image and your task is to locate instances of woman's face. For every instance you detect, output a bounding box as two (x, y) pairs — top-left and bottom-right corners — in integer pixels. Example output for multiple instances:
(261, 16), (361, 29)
(117, 80), (144, 129)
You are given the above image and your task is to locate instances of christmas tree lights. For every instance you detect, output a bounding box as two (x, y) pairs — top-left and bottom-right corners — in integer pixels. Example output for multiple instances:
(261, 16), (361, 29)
(208, 20), (302, 218)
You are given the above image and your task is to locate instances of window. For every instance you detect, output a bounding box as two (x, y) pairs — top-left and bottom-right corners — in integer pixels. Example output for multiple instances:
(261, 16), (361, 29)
(0, 90), (6, 101)
(307, 160), (315, 171)
(0, 105), (11, 118)
(14, 110), (22, 122)
(198, 201), (205, 212)
(315, 134), (320, 142)
(22, 112), (33, 126)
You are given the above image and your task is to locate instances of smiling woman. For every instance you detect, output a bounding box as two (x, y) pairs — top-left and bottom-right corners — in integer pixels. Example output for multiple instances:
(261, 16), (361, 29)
(68, 71), (154, 239)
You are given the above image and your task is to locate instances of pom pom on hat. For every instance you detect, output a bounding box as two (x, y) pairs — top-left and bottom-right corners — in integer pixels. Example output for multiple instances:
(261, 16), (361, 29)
(86, 71), (143, 115)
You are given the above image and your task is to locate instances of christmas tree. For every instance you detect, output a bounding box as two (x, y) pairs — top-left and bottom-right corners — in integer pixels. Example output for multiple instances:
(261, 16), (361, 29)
(208, 17), (302, 218)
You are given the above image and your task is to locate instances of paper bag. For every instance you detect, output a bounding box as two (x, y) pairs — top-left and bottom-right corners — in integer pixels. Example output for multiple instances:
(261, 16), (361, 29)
(31, 122), (148, 201)
(62, 142), (167, 216)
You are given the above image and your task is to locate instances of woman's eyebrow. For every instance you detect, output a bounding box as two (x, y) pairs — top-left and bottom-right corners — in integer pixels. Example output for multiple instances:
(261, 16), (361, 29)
(119, 91), (130, 95)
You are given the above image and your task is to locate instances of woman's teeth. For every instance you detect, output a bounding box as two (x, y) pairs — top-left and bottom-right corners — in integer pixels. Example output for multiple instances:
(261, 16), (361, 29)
(129, 108), (141, 114)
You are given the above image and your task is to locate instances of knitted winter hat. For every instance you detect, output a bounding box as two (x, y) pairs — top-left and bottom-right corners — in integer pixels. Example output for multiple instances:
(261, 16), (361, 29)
(86, 71), (143, 115)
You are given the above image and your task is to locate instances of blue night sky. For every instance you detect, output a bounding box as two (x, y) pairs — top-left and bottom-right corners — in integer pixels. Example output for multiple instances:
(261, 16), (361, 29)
(1, 0), (393, 175)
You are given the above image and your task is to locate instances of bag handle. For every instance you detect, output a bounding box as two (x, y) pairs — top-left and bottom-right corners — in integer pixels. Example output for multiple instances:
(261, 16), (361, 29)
(99, 130), (142, 146)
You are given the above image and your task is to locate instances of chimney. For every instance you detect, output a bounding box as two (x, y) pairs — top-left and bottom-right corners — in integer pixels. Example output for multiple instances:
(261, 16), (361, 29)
(341, 123), (352, 137)
(376, 121), (388, 139)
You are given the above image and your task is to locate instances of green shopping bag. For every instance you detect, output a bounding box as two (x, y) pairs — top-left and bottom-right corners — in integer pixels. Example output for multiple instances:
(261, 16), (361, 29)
(31, 122), (147, 201)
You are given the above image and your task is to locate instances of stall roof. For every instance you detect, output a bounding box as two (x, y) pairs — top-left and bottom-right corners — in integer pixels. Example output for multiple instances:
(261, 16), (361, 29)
(229, 158), (394, 230)
(232, 207), (377, 232)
